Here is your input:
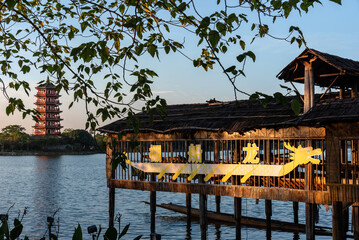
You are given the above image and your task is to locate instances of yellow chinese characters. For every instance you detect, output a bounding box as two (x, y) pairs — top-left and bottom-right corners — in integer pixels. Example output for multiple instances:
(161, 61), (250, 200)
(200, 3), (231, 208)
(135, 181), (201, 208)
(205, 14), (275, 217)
(242, 143), (260, 163)
(149, 145), (162, 162)
(188, 144), (202, 163)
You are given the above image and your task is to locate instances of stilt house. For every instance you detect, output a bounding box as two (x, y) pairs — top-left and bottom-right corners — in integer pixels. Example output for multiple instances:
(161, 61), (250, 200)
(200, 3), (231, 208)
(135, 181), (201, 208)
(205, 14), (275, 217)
(99, 49), (359, 240)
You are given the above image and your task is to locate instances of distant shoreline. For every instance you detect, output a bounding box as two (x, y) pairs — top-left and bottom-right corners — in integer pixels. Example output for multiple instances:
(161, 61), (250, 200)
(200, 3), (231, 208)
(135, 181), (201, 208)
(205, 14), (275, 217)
(0, 151), (105, 156)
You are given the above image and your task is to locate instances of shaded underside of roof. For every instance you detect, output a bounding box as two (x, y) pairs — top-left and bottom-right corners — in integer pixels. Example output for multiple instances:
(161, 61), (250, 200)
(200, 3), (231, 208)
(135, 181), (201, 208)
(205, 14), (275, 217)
(277, 49), (359, 89)
(98, 97), (300, 134)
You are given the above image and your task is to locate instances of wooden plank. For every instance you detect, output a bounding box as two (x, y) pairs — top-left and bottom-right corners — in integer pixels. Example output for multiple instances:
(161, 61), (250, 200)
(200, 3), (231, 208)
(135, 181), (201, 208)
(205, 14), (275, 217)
(110, 179), (331, 204)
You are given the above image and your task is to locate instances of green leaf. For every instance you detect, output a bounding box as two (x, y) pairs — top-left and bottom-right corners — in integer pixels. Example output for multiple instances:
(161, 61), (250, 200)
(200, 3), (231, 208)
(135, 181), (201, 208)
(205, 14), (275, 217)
(216, 22), (226, 35)
(236, 54), (245, 62)
(6, 0), (16, 10)
(239, 40), (245, 50)
(329, 0), (341, 4)
(72, 224), (82, 240)
(147, 45), (156, 57)
(208, 30), (220, 48)
(291, 99), (301, 115)
(224, 66), (235, 73)
(199, 17), (210, 28)
(118, 224), (130, 239)
(10, 224), (23, 240)
(104, 227), (117, 240)
(246, 51), (256, 62)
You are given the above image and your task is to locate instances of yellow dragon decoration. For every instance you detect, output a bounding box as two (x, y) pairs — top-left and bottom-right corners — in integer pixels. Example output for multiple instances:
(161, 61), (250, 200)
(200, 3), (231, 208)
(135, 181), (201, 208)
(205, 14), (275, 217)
(125, 142), (322, 183)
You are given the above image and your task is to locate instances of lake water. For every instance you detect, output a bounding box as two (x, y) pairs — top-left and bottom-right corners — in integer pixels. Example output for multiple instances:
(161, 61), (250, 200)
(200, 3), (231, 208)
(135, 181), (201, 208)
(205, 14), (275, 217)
(0, 154), (336, 239)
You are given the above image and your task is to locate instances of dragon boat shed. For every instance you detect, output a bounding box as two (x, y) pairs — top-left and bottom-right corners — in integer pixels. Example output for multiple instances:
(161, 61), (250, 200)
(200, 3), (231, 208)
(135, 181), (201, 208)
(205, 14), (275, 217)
(99, 49), (359, 240)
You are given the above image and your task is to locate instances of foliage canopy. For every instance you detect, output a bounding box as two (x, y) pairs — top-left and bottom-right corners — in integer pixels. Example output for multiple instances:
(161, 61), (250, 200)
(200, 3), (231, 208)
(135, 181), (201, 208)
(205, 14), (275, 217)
(0, 0), (341, 130)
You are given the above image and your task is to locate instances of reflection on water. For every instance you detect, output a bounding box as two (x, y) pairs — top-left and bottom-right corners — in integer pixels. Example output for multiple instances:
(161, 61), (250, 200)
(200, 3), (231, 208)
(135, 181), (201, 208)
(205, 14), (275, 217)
(32, 155), (62, 236)
(0, 155), (334, 239)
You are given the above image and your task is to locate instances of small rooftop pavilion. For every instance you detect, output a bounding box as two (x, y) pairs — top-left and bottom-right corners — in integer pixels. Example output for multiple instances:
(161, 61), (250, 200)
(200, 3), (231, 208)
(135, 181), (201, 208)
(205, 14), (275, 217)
(99, 49), (359, 240)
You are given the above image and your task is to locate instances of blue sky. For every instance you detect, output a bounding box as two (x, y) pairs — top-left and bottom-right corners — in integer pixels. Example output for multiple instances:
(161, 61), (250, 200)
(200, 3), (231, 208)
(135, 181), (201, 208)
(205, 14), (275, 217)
(1, 0), (358, 133)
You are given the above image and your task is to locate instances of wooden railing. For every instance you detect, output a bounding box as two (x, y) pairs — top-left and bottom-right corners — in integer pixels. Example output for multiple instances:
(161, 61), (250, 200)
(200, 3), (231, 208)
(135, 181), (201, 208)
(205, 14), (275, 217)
(111, 138), (326, 191)
(340, 139), (359, 185)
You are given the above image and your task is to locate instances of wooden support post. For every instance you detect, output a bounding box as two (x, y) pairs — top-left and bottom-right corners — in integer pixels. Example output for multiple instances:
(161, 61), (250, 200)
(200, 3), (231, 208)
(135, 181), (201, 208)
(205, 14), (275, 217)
(352, 206), (359, 240)
(339, 88), (344, 99)
(333, 201), (345, 240)
(265, 199), (272, 240)
(150, 190), (156, 234)
(186, 193), (191, 223)
(293, 202), (299, 224)
(305, 203), (315, 240)
(216, 196), (221, 213)
(344, 207), (349, 235)
(109, 187), (115, 228)
(150, 173), (156, 235)
(199, 175), (207, 240)
(304, 138), (315, 240)
(303, 60), (315, 113)
(234, 197), (242, 240)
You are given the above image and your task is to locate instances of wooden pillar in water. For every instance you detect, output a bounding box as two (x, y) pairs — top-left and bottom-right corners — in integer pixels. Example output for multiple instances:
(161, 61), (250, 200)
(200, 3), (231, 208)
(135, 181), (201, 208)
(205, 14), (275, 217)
(106, 138), (115, 228)
(332, 201), (345, 240)
(214, 141), (221, 214)
(186, 193), (191, 222)
(265, 199), (272, 240)
(293, 202), (299, 224)
(109, 187), (115, 228)
(216, 196), (221, 213)
(150, 173), (156, 234)
(352, 206), (359, 240)
(305, 154), (315, 239)
(234, 196), (242, 240)
(199, 175), (207, 240)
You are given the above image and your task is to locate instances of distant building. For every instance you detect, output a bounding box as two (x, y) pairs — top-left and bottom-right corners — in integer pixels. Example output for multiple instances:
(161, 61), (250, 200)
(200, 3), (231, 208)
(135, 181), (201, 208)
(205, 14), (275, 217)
(33, 82), (63, 135)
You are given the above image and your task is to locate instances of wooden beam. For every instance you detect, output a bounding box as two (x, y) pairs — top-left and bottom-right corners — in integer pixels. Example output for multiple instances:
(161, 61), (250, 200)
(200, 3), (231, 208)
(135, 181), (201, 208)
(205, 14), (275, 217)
(293, 72), (345, 81)
(110, 180), (331, 204)
(320, 75), (340, 100)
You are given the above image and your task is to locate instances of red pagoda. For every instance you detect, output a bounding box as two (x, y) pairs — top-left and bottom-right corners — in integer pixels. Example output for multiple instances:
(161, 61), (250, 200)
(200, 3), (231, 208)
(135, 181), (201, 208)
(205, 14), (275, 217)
(33, 82), (63, 135)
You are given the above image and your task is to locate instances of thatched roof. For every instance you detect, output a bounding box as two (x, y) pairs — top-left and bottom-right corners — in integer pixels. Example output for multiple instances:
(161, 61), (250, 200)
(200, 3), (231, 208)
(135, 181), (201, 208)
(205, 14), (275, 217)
(277, 48), (359, 89)
(98, 97), (301, 134)
(298, 98), (359, 125)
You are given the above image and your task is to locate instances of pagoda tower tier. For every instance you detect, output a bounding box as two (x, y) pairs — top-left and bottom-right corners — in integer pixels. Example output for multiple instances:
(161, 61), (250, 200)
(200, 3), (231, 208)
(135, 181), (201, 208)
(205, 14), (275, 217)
(33, 82), (63, 135)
